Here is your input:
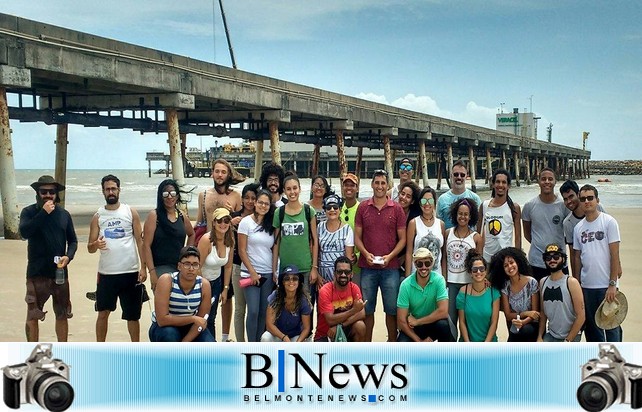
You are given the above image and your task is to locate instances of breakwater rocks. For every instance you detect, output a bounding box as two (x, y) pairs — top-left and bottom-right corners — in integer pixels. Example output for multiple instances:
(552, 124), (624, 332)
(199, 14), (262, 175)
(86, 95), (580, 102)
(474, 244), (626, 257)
(589, 160), (642, 175)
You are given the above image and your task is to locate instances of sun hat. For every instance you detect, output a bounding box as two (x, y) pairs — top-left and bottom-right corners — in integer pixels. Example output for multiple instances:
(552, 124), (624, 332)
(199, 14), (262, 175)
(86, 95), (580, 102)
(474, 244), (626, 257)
(212, 207), (231, 220)
(30, 175), (65, 192)
(595, 291), (628, 330)
(412, 247), (434, 262)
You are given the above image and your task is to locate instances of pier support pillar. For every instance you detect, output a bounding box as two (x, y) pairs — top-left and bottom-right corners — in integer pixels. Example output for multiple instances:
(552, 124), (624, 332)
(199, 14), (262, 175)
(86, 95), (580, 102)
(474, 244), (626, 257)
(525, 154), (531, 185)
(501, 150), (507, 170)
(468, 146), (477, 192)
(311, 144), (320, 177)
(586, 158), (591, 179)
(269, 121), (281, 166)
(253, 140), (264, 182)
(355, 147), (363, 178)
(513, 151), (520, 187)
(485, 147), (492, 184)
(165, 109), (185, 186)
(383, 135), (393, 190)
(54, 124), (69, 208)
(336, 129), (347, 177)
(419, 140), (429, 187)
(0, 87), (20, 239)
(436, 155), (443, 190)
(446, 143), (453, 189)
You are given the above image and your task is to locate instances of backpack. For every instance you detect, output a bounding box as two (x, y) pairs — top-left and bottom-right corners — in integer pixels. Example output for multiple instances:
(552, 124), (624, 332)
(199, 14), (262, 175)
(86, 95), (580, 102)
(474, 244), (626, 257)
(277, 203), (313, 244)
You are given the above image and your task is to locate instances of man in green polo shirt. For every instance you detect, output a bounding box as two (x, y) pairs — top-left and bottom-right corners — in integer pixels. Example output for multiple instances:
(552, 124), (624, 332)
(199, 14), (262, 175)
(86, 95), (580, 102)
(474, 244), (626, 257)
(397, 248), (451, 342)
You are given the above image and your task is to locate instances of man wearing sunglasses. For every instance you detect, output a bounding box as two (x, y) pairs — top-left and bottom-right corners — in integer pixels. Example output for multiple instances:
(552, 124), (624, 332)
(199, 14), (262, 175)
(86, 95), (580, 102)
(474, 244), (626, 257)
(315, 256), (366, 342)
(87, 175), (146, 342)
(537, 244), (585, 343)
(397, 248), (451, 342)
(389, 157), (414, 200)
(19, 175), (78, 342)
(572, 185), (622, 342)
(436, 160), (482, 230)
(340, 173), (361, 285)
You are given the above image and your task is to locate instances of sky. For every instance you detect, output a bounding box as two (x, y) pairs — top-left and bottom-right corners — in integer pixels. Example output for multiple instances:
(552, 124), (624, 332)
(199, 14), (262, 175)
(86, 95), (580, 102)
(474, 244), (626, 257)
(3, 1), (641, 169)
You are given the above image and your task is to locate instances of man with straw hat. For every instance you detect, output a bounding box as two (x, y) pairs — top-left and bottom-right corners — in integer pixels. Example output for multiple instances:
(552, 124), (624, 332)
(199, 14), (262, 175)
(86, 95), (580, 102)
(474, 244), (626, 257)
(19, 175), (77, 342)
(595, 291), (627, 332)
(573, 184), (622, 342)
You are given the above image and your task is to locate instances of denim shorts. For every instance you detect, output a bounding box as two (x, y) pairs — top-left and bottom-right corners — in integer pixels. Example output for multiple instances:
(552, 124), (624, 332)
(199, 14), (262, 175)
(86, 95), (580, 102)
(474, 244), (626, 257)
(360, 268), (399, 316)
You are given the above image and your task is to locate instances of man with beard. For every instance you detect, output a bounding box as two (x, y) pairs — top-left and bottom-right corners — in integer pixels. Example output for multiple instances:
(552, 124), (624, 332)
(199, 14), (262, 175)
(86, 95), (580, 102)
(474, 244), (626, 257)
(522, 168), (569, 281)
(259, 161), (287, 206)
(537, 244), (585, 342)
(436, 160), (482, 230)
(314, 256), (366, 342)
(198, 158), (243, 231)
(19, 175), (77, 342)
(560, 179), (605, 277)
(397, 248), (451, 342)
(88, 175), (146, 341)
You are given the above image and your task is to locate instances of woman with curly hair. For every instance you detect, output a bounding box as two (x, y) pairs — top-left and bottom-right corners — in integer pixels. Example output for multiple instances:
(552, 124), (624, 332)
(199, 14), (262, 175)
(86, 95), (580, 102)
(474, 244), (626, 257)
(261, 265), (312, 342)
(396, 180), (422, 224)
(457, 250), (500, 342)
(489, 247), (540, 342)
(443, 197), (482, 340)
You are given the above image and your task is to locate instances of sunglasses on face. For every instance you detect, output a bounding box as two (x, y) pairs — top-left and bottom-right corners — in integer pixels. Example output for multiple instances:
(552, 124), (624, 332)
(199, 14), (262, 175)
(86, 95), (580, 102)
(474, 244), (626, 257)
(282, 275), (299, 283)
(471, 266), (486, 273)
(415, 260), (433, 268)
(39, 189), (57, 195)
(335, 269), (352, 275)
(420, 198), (435, 206)
(399, 164), (413, 172)
(579, 195), (595, 202)
(162, 190), (178, 198)
(216, 217), (231, 224)
(453, 172), (466, 178)
(325, 204), (340, 211)
(544, 253), (562, 261)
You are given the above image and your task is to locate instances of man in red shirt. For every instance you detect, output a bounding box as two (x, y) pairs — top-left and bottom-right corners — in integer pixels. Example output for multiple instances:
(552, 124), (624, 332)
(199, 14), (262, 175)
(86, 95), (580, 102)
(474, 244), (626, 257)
(315, 256), (366, 342)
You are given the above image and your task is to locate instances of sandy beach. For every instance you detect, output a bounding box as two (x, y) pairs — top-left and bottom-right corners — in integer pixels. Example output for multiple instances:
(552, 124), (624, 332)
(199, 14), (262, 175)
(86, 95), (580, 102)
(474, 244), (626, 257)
(0, 207), (639, 342)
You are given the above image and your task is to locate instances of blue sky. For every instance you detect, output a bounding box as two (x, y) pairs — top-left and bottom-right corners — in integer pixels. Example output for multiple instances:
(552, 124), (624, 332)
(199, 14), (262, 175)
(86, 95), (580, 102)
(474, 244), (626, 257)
(4, 1), (641, 169)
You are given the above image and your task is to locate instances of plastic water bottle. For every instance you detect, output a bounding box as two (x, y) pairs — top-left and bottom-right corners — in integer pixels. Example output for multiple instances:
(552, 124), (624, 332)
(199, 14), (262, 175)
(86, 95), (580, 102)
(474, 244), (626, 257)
(54, 256), (65, 285)
(515, 314), (521, 332)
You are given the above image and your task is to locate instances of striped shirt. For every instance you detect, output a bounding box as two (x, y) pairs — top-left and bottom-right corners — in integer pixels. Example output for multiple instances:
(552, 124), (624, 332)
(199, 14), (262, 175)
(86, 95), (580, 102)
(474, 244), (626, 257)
(152, 272), (202, 322)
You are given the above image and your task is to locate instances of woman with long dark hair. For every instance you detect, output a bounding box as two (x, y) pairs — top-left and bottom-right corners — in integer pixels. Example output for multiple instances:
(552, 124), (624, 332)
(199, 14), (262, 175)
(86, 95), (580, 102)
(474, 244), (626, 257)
(489, 247), (540, 342)
(261, 265), (312, 342)
(308, 175), (333, 223)
(238, 189), (277, 341)
(143, 179), (195, 290)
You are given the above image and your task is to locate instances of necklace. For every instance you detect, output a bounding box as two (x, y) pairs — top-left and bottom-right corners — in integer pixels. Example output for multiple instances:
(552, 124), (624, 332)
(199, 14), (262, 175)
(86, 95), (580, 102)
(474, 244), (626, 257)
(472, 284), (486, 293)
(420, 214), (434, 226)
(454, 227), (471, 246)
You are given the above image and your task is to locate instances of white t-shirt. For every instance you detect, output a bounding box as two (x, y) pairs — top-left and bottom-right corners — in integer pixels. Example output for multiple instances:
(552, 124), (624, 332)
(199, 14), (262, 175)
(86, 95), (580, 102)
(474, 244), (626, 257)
(480, 199), (514, 262)
(445, 228), (477, 284)
(573, 213), (620, 289)
(238, 215), (275, 275)
(522, 195), (569, 268)
(97, 204), (139, 274)
(411, 216), (444, 275)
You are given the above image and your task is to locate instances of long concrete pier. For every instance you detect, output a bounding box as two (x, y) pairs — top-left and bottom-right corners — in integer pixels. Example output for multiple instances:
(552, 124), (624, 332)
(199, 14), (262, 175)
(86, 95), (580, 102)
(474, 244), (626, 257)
(0, 13), (590, 238)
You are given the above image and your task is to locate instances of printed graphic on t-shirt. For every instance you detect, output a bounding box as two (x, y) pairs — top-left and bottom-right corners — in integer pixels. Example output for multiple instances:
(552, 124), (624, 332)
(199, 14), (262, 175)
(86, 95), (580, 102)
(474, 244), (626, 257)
(580, 230), (605, 244)
(446, 241), (467, 274)
(418, 231), (441, 267)
(104, 219), (126, 239)
(543, 286), (563, 303)
(282, 222), (305, 237)
(488, 219), (502, 236)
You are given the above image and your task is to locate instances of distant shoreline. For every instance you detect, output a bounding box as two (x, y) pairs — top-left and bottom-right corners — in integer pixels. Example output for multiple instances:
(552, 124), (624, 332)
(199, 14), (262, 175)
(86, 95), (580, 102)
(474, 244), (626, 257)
(589, 160), (642, 175)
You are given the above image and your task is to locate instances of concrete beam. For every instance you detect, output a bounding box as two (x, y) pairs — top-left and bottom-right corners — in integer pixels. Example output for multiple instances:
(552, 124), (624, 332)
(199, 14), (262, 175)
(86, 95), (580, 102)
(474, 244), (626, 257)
(41, 93), (195, 110)
(0, 66), (31, 88)
(180, 109), (290, 123)
(286, 119), (353, 130)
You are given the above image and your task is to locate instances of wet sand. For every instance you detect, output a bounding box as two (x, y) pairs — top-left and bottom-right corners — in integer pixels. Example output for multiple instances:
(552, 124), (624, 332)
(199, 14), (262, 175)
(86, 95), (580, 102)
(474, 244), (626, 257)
(0, 208), (639, 342)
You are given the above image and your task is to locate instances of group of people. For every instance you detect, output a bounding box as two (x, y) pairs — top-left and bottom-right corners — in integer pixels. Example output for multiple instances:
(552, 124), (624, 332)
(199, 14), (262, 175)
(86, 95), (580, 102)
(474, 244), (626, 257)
(19, 156), (623, 344)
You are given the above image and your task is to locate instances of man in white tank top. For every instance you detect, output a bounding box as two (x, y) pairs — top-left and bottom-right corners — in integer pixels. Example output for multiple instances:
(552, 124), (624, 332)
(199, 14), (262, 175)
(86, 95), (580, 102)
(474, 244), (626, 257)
(477, 169), (522, 262)
(88, 175), (146, 341)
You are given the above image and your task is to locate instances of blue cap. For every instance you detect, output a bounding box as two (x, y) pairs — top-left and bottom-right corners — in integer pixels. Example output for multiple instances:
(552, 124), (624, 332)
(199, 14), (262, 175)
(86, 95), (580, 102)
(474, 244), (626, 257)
(323, 194), (342, 208)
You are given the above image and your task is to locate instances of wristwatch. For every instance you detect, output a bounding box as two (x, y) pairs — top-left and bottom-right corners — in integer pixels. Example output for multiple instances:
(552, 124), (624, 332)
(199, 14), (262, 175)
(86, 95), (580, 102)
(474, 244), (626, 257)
(608, 279), (617, 287)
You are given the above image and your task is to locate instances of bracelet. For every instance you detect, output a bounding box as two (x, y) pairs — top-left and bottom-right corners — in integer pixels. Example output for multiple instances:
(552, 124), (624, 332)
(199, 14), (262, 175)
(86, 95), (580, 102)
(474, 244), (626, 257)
(312, 265), (318, 269)
(281, 335), (286, 341)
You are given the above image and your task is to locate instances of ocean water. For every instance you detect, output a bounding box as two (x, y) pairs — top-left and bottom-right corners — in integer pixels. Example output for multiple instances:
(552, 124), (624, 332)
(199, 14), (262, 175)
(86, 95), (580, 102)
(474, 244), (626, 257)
(7, 169), (642, 215)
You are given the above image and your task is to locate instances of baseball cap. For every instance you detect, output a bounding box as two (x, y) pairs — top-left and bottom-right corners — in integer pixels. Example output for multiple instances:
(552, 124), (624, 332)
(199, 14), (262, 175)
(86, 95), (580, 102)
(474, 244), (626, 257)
(341, 173), (359, 185)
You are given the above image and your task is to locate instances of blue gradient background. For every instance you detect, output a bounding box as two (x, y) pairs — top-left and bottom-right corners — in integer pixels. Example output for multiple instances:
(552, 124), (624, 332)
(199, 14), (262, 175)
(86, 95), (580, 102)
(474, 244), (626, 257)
(3, 343), (632, 411)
